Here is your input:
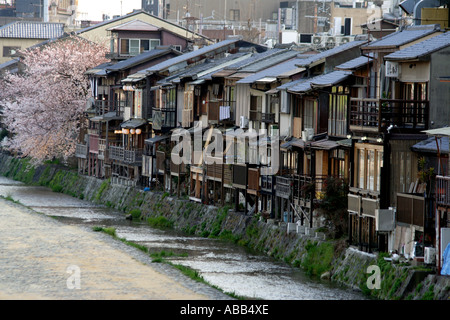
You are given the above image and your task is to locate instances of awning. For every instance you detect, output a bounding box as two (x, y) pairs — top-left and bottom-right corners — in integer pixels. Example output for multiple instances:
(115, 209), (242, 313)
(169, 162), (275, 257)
(121, 118), (147, 129)
(411, 136), (449, 154)
(89, 112), (122, 122)
(422, 127), (450, 137)
(145, 135), (170, 144)
(310, 139), (339, 151)
(280, 137), (305, 150)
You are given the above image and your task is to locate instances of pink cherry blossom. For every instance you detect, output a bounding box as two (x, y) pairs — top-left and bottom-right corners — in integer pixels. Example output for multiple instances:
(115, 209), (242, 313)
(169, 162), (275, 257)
(0, 35), (108, 164)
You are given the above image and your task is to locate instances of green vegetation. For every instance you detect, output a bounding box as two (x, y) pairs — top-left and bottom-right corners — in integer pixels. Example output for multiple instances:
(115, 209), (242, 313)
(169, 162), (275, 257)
(147, 216), (174, 229)
(301, 240), (335, 277)
(129, 209), (142, 220)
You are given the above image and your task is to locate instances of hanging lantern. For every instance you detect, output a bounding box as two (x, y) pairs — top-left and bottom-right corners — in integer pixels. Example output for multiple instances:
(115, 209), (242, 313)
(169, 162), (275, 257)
(130, 129), (136, 134)
(136, 128), (142, 135)
(122, 128), (129, 135)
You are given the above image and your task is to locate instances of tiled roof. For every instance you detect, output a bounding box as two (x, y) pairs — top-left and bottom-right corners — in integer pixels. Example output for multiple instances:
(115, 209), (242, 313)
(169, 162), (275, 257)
(278, 70), (352, 93)
(364, 24), (440, 48)
(105, 48), (180, 72)
(335, 54), (373, 70)
(236, 58), (305, 84)
(411, 136), (449, 154)
(0, 21), (65, 39)
(237, 50), (299, 73)
(143, 39), (240, 73)
(384, 31), (450, 60)
(295, 40), (368, 67)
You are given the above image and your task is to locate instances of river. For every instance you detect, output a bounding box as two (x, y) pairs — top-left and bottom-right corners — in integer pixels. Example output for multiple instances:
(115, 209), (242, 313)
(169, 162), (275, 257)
(0, 176), (367, 300)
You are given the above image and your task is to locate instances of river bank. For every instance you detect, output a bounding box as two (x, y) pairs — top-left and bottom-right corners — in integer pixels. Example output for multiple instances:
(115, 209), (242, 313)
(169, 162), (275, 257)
(1, 153), (449, 300)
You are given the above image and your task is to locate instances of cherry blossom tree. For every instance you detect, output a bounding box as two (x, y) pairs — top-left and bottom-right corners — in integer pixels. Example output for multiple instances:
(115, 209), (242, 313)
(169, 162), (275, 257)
(0, 35), (108, 164)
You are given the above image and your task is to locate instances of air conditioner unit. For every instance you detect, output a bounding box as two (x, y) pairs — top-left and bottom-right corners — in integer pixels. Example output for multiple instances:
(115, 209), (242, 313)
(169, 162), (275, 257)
(424, 247), (436, 265)
(339, 36), (351, 45)
(240, 116), (249, 128)
(312, 36), (323, 46)
(325, 37), (336, 48)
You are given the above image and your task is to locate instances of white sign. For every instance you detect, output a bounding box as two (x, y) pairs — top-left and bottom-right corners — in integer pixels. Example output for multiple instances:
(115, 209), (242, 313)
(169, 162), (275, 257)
(386, 61), (399, 77)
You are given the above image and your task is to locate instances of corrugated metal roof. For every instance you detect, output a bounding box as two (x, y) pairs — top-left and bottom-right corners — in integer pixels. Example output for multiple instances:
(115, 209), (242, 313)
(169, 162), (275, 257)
(335, 55), (373, 70)
(295, 40), (368, 67)
(384, 31), (450, 61)
(0, 21), (65, 39)
(364, 24), (441, 48)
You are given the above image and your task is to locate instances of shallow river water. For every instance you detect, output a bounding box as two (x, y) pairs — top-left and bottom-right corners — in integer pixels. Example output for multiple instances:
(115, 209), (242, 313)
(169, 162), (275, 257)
(0, 176), (367, 300)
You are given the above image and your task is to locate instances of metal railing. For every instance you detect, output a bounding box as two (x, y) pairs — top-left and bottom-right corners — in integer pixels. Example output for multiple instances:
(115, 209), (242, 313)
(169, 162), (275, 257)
(436, 175), (450, 207)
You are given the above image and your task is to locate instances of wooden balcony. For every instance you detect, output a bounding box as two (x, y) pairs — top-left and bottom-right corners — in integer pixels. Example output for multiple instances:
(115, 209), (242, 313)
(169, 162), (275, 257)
(94, 100), (125, 117)
(436, 175), (450, 207)
(109, 146), (142, 164)
(396, 193), (425, 227)
(170, 153), (186, 176)
(206, 157), (223, 181)
(232, 164), (247, 189)
(156, 151), (167, 174)
(89, 135), (99, 154)
(247, 168), (260, 194)
(348, 187), (380, 218)
(152, 108), (177, 132)
(223, 164), (233, 186)
(75, 143), (88, 159)
(349, 98), (429, 133)
(276, 176), (292, 199)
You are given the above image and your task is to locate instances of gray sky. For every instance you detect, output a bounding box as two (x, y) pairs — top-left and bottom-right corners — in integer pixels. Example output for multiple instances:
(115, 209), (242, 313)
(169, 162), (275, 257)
(77, 0), (142, 21)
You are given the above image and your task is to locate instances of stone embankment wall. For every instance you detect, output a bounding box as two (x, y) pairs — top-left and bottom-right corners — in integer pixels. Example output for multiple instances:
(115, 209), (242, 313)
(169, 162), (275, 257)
(1, 153), (449, 300)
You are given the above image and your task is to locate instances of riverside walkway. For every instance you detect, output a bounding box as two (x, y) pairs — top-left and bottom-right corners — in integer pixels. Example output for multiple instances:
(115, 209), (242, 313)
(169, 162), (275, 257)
(0, 199), (232, 300)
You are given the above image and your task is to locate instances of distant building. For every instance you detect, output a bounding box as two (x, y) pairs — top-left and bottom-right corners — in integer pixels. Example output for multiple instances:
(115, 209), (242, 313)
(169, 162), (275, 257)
(0, 21), (65, 63)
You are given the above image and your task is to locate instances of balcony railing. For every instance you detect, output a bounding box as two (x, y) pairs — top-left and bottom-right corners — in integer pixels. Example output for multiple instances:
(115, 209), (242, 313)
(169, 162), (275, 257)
(276, 176), (292, 199)
(261, 175), (275, 193)
(94, 100), (125, 117)
(109, 146), (142, 164)
(349, 98), (429, 133)
(75, 143), (88, 159)
(248, 168), (260, 192)
(156, 151), (167, 174)
(347, 187), (380, 217)
(170, 153), (186, 176)
(152, 108), (177, 131)
(261, 113), (276, 123)
(436, 175), (450, 207)
(396, 193), (425, 227)
(293, 174), (313, 203)
(206, 157), (223, 180)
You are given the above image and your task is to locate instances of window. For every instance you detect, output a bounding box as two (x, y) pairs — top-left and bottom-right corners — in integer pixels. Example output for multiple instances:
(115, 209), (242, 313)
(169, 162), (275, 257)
(328, 86), (348, 137)
(229, 9), (240, 21)
(3, 46), (20, 57)
(120, 39), (160, 56)
(355, 143), (383, 192)
(302, 99), (317, 132)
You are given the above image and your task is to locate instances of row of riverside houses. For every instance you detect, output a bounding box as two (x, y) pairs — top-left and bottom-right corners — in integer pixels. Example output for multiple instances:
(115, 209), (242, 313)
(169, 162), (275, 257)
(77, 23), (450, 275)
